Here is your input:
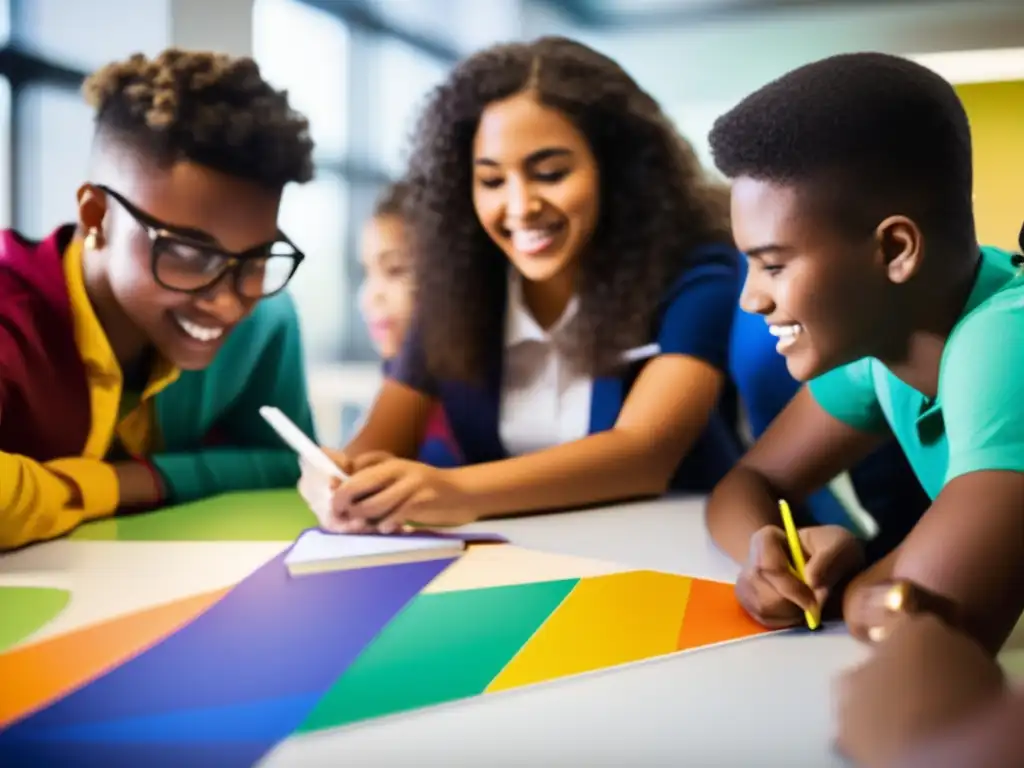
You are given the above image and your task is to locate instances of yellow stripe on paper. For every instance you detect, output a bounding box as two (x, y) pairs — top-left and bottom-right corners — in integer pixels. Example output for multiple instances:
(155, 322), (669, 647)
(486, 570), (692, 692)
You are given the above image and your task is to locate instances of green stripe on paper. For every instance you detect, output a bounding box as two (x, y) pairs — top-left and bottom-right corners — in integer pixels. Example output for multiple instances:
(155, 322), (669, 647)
(0, 587), (71, 652)
(70, 489), (316, 542)
(298, 578), (579, 732)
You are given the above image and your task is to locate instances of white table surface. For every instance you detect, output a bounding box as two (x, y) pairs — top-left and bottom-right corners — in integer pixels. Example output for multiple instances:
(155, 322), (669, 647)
(265, 496), (866, 767)
(0, 495), (883, 767)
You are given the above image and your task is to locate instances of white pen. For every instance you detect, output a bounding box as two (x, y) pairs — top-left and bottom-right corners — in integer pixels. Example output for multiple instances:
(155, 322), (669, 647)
(259, 406), (348, 480)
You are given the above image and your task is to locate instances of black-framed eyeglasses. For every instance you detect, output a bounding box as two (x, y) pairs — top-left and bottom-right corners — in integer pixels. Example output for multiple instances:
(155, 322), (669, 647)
(98, 185), (305, 299)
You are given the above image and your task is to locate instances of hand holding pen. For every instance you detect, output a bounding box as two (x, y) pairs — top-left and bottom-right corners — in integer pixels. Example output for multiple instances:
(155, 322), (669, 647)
(734, 501), (865, 630)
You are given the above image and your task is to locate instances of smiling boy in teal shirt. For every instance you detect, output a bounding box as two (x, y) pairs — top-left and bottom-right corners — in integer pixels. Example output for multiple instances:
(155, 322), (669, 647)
(702, 51), (1024, 662)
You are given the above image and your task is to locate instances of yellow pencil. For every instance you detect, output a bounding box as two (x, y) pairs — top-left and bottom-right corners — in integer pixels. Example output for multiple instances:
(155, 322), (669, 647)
(778, 499), (820, 631)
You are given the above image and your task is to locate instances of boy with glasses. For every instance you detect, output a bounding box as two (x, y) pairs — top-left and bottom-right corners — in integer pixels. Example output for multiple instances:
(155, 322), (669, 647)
(0, 49), (317, 550)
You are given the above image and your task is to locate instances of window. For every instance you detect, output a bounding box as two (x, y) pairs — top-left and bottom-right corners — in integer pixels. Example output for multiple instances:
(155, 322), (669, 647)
(372, 38), (451, 175)
(15, 84), (94, 238)
(251, 0), (460, 443)
(278, 171), (350, 363)
(365, 0), (457, 50)
(12, 0), (169, 73)
(253, 0), (349, 163)
(0, 0), (9, 46)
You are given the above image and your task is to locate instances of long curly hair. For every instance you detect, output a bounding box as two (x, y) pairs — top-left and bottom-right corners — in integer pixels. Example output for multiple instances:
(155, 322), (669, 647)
(405, 36), (731, 383)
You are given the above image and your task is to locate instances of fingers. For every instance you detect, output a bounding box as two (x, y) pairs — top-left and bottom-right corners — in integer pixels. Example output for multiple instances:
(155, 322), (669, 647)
(349, 475), (419, 529)
(335, 516), (376, 534)
(749, 527), (818, 613)
(845, 582), (906, 643)
(802, 527), (864, 592)
(374, 502), (418, 535)
(352, 451), (393, 472)
(331, 462), (401, 512)
(749, 525), (796, 571)
(297, 459), (345, 531)
(760, 569), (818, 614)
(735, 571), (806, 629)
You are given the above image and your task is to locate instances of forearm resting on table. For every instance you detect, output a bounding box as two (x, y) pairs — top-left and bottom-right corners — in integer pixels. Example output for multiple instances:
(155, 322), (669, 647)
(149, 448), (303, 504)
(842, 539), (1022, 654)
(0, 452), (118, 550)
(450, 427), (676, 520)
(863, 472), (1024, 654)
(705, 465), (784, 563)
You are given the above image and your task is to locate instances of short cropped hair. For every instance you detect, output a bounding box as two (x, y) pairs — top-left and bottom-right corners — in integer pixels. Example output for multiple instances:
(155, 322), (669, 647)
(83, 48), (314, 191)
(709, 52), (975, 250)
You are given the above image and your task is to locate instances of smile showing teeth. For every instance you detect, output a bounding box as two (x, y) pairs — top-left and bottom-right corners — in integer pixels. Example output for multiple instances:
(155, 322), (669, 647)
(510, 227), (558, 256)
(768, 323), (803, 353)
(174, 314), (225, 343)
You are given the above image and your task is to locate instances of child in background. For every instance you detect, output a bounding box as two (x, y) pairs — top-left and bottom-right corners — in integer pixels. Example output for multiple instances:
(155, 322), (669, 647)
(704, 52), (1024, 659)
(0, 49), (317, 550)
(357, 181), (461, 467)
(300, 36), (744, 534)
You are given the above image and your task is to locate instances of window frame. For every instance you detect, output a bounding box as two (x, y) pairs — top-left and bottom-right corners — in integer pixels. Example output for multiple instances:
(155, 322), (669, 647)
(0, 0), (88, 228)
(295, 0), (460, 363)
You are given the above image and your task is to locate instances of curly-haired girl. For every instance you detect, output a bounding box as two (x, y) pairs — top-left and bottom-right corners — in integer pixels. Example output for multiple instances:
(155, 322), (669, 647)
(303, 37), (745, 533)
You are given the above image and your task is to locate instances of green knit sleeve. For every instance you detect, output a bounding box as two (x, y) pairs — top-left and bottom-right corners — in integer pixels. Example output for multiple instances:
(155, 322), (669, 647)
(150, 292), (317, 503)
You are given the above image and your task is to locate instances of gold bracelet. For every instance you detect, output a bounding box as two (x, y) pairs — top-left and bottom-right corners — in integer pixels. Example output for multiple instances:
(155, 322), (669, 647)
(866, 579), (959, 642)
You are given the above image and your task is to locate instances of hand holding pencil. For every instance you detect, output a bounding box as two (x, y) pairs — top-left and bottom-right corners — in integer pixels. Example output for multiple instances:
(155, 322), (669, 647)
(734, 502), (866, 630)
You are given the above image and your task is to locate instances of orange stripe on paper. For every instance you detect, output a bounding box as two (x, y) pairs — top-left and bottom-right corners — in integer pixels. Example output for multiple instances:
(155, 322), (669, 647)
(676, 578), (771, 650)
(0, 588), (227, 728)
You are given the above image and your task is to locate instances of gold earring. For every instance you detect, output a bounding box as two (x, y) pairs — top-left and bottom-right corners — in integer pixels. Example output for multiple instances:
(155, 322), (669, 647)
(84, 227), (100, 251)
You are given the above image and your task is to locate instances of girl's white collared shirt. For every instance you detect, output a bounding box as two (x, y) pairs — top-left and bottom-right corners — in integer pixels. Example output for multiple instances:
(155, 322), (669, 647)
(498, 274), (593, 456)
(498, 274), (662, 457)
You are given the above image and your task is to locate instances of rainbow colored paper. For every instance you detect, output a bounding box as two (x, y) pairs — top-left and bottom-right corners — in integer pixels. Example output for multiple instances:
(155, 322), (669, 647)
(0, 521), (774, 766)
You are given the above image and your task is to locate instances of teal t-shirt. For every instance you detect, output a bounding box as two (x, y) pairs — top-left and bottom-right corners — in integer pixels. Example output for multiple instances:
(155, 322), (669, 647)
(808, 246), (1024, 500)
